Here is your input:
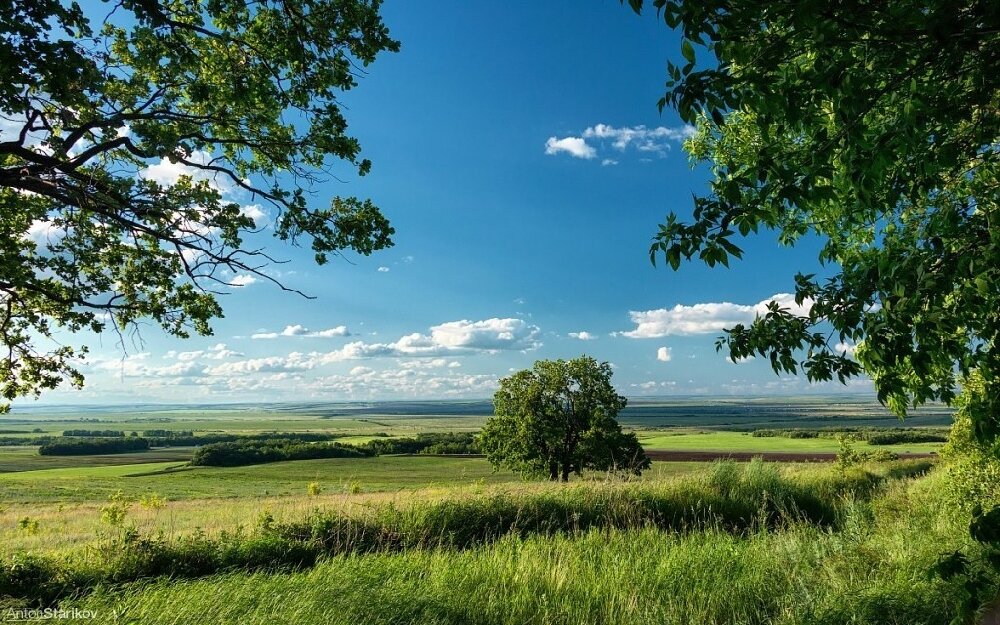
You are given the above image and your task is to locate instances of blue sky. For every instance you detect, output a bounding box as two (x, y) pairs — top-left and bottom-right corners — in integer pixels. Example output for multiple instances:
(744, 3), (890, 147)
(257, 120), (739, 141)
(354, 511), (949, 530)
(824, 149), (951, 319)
(30, 0), (869, 405)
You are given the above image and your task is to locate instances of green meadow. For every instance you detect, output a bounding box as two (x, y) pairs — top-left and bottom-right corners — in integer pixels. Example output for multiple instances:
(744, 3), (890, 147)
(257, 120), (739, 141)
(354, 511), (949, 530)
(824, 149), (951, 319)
(635, 431), (943, 454)
(0, 402), (980, 625)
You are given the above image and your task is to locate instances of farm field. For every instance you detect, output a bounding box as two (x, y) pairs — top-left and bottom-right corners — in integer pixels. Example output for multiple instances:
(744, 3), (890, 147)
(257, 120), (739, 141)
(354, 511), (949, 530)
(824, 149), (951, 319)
(0, 456), (527, 503)
(5, 396), (953, 434)
(0, 446), (196, 473)
(635, 431), (943, 455)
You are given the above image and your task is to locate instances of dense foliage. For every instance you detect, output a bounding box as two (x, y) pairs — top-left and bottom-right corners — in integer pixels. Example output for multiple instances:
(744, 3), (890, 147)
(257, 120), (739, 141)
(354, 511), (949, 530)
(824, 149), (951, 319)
(626, 0), (1000, 417)
(943, 372), (1000, 511)
(189, 439), (370, 467)
(359, 432), (480, 456)
(0, 0), (399, 408)
(481, 357), (650, 481)
(38, 437), (149, 456)
(188, 433), (480, 467)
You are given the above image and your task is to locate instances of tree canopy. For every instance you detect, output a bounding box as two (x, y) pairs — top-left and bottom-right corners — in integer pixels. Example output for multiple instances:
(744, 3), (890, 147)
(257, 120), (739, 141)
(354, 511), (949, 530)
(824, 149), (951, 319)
(480, 356), (650, 481)
(626, 0), (1000, 419)
(0, 0), (398, 408)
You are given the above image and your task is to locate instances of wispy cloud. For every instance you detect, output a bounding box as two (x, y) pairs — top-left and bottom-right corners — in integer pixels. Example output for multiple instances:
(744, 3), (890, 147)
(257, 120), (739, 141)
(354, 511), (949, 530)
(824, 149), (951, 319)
(545, 123), (695, 162)
(568, 331), (597, 340)
(583, 123), (695, 154)
(230, 274), (258, 287)
(251, 324), (351, 340)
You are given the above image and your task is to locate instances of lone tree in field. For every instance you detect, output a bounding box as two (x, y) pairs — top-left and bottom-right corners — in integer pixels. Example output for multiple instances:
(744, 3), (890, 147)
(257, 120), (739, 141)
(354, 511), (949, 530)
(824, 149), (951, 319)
(0, 0), (398, 409)
(624, 0), (1000, 427)
(480, 356), (650, 481)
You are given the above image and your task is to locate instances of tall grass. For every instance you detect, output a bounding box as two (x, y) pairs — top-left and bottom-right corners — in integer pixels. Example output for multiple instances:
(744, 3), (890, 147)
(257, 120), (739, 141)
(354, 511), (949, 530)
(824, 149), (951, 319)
(66, 470), (988, 625)
(0, 460), (930, 606)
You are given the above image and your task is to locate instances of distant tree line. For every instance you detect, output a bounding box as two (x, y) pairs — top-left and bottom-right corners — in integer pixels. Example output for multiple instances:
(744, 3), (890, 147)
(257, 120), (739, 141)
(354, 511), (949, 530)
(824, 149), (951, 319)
(32, 430), (480, 462)
(39, 437), (150, 456)
(142, 430), (194, 438)
(190, 433), (481, 467)
(190, 439), (370, 467)
(147, 431), (341, 448)
(752, 428), (948, 445)
(0, 436), (55, 447)
(358, 432), (479, 456)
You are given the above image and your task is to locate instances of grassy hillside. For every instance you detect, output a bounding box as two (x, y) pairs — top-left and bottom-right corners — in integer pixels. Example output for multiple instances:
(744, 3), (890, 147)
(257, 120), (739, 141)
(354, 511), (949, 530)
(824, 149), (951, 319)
(3, 460), (992, 625)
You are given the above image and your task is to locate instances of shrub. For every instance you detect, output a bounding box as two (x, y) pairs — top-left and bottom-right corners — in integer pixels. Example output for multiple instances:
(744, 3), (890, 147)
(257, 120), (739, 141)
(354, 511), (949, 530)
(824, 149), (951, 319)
(867, 431), (949, 445)
(139, 494), (168, 510)
(61, 429), (124, 437)
(17, 517), (39, 535)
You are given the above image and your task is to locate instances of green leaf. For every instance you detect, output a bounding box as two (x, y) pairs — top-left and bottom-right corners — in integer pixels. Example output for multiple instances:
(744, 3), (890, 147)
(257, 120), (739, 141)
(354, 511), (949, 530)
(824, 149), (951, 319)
(681, 39), (695, 64)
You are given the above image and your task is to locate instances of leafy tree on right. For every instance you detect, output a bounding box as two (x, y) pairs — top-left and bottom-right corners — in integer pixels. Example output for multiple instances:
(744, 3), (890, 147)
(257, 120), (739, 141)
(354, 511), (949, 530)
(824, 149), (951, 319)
(624, 0), (1000, 431)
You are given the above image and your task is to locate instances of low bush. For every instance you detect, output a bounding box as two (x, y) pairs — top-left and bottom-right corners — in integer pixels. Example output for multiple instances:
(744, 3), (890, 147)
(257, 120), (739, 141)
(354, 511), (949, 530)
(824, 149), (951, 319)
(867, 431), (949, 445)
(61, 430), (125, 437)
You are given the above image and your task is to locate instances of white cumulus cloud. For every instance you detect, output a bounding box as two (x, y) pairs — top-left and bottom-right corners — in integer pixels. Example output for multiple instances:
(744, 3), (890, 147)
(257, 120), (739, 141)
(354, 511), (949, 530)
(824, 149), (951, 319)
(657, 346), (673, 362)
(301, 317), (542, 363)
(568, 331), (596, 340)
(24, 220), (67, 246)
(622, 293), (814, 338)
(240, 204), (268, 226)
(544, 136), (596, 159)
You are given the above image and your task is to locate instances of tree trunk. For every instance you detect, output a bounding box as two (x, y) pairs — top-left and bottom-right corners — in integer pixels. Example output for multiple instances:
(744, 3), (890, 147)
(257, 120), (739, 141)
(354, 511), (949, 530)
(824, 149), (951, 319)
(549, 461), (559, 481)
(561, 465), (570, 482)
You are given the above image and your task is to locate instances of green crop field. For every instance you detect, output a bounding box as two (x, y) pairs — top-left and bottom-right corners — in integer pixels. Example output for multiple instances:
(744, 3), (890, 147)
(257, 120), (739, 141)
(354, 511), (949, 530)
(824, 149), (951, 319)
(636, 431), (943, 454)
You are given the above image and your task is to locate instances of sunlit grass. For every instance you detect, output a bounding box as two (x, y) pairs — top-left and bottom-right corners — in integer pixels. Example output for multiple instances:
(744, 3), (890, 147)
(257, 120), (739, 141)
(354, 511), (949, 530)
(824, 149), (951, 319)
(61, 467), (977, 625)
